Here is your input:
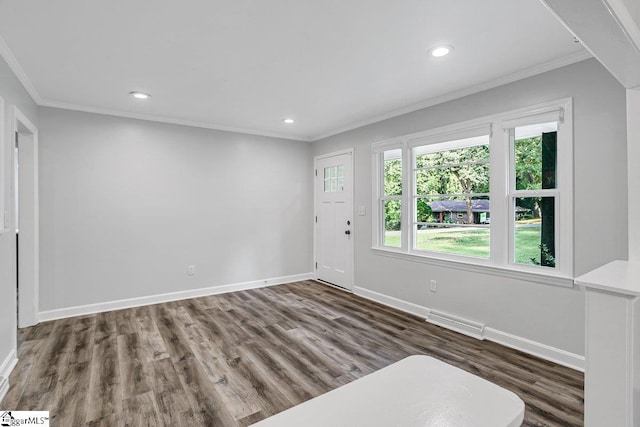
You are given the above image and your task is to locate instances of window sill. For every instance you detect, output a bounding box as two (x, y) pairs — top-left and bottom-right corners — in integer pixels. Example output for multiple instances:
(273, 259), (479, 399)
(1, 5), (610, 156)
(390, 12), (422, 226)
(370, 246), (574, 288)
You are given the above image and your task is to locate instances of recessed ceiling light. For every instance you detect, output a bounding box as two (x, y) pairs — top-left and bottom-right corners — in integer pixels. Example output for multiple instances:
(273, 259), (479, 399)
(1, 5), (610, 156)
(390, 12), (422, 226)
(429, 45), (453, 58)
(130, 91), (151, 100)
(283, 118), (295, 124)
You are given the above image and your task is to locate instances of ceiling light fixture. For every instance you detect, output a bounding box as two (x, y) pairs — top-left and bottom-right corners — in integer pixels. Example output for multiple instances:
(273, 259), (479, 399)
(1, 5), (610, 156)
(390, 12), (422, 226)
(130, 91), (151, 100)
(429, 45), (453, 58)
(283, 118), (295, 124)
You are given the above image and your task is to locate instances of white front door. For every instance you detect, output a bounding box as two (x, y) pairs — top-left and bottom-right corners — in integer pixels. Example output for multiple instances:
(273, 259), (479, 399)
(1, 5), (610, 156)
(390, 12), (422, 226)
(315, 150), (353, 290)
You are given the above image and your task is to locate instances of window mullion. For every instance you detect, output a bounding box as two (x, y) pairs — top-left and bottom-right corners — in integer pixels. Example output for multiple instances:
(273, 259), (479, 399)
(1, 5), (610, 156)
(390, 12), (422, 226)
(511, 189), (560, 198)
(402, 143), (412, 252)
(490, 126), (509, 265)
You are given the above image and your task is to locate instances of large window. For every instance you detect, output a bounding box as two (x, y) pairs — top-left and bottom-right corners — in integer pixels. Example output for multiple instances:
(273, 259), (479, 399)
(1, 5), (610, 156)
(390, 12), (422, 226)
(413, 135), (491, 258)
(373, 99), (573, 280)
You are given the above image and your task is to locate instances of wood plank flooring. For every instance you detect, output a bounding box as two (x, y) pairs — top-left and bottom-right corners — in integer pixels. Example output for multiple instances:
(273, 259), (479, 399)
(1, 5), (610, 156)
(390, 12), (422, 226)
(2, 280), (584, 426)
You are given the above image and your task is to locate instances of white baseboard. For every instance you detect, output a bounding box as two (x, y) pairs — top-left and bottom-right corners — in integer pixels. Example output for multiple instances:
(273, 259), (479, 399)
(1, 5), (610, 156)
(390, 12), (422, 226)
(352, 285), (584, 372)
(484, 327), (585, 372)
(38, 273), (314, 322)
(353, 286), (430, 318)
(0, 349), (18, 403)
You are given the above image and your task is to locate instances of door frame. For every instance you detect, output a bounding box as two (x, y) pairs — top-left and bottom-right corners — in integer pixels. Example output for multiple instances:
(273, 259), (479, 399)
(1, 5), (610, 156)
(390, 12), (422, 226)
(13, 106), (39, 328)
(313, 148), (355, 291)
(0, 96), (5, 233)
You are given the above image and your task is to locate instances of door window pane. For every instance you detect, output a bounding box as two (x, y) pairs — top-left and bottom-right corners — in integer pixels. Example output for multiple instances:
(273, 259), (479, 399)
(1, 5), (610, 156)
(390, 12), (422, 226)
(323, 166), (344, 192)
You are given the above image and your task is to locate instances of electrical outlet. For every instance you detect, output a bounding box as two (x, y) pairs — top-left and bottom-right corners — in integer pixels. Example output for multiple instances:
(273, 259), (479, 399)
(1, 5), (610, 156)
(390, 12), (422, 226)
(188, 265), (195, 276)
(430, 279), (437, 292)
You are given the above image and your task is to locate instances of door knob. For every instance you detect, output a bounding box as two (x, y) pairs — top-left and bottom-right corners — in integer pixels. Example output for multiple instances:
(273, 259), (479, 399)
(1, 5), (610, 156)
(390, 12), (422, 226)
(345, 230), (351, 235)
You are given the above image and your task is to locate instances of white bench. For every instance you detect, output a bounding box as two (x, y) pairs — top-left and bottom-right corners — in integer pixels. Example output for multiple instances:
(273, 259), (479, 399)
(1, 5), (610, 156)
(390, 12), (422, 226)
(253, 355), (524, 427)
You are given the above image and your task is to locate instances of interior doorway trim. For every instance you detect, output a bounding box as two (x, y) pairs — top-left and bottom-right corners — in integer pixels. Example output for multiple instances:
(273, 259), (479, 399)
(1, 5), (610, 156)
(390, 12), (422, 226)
(13, 106), (39, 328)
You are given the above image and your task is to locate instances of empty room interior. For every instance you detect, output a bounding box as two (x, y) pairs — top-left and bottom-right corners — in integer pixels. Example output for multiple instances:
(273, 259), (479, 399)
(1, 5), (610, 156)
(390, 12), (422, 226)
(1, 0), (640, 426)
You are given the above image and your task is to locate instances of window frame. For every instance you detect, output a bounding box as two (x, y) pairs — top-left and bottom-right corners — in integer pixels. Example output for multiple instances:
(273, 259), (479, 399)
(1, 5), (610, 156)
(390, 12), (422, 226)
(371, 98), (573, 285)
(410, 132), (492, 260)
(372, 140), (407, 251)
(502, 105), (573, 276)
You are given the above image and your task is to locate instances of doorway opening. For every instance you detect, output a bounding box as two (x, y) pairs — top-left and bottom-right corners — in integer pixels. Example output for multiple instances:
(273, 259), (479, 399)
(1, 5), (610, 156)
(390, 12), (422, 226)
(13, 107), (38, 328)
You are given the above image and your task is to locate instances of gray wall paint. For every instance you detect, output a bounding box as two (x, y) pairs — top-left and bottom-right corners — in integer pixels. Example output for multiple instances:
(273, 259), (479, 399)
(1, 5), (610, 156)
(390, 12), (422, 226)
(621, 0), (640, 27)
(38, 108), (312, 311)
(0, 56), (38, 368)
(0, 54), (627, 368)
(312, 59), (627, 355)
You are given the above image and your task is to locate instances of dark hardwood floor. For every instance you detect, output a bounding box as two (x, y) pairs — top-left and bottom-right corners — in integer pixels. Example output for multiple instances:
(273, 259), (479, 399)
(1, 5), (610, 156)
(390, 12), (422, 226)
(2, 280), (583, 426)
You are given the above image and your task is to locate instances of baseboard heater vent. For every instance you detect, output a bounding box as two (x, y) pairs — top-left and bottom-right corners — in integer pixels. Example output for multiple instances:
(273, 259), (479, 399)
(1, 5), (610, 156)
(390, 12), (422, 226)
(426, 310), (486, 340)
(0, 376), (8, 399)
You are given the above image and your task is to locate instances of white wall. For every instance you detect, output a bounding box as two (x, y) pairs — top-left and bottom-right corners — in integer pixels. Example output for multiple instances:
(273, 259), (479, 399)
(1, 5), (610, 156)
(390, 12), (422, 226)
(0, 56), (38, 377)
(628, 87), (640, 261)
(312, 58), (627, 358)
(621, 0), (640, 31)
(37, 108), (313, 312)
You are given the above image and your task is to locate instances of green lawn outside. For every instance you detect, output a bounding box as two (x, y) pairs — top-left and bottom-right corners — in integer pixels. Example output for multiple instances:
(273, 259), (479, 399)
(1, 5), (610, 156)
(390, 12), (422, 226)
(384, 224), (545, 265)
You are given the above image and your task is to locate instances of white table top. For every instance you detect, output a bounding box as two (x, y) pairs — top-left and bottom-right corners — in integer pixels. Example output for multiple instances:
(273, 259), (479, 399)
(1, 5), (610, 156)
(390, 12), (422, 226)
(575, 260), (640, 297)
(252, 355), (524, 427)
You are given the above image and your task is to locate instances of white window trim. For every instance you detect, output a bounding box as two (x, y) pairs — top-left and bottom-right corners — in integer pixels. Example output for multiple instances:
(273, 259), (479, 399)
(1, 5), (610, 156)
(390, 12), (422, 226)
(371, 98), (574, 286)
(407, 123), (492, 149)
(370, 246), (574, 287)
(502, 102), (573, 278)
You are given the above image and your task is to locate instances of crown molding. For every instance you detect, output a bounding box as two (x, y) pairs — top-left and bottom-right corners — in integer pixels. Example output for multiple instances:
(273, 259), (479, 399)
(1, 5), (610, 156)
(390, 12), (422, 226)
(1, 31), (591, 143)
(310, 50), (592, 141)
(0, 34), (41, 103)
(0, 33), (311, 142)
(38, 99), (312, 142)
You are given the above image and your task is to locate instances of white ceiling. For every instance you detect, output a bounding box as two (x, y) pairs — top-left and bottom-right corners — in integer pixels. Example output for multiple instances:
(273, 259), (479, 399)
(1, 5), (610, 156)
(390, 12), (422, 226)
(0, 0), (589, 141)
